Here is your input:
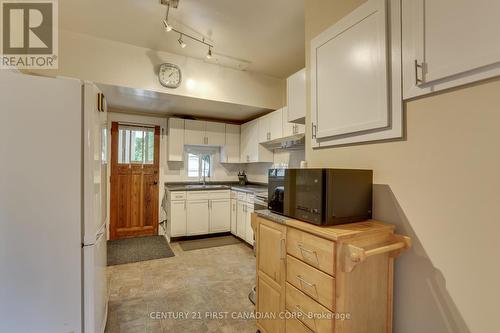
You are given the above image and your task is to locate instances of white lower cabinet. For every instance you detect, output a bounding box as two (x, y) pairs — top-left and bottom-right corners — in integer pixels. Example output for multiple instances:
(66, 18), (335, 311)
(169, 200), (186, 237)
(245, 203), (254, 244)
(230, 199), (237, 234)
(168, 190), (231, 238)
(236, 201), (247, 239)
(209, 199), (231, 233)
(186, 200), (209, 236)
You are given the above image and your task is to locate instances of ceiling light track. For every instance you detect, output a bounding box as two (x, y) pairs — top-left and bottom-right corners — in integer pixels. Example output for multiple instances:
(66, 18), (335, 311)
(162, 1), (213, 58)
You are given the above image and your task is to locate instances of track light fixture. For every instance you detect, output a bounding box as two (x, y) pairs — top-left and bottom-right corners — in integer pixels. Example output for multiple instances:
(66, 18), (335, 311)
(178, 34), (186, 48)
(162, 1), (214, 56)
(163, 19), (172, 32)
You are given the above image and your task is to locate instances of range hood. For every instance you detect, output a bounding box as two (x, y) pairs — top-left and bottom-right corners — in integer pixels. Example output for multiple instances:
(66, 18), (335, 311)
(261, 133), (305, 150)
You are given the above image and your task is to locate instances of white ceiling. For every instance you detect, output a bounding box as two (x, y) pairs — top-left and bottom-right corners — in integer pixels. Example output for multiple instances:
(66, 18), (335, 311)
(98, 83), (271, 122)
(60, 0), (305, 78)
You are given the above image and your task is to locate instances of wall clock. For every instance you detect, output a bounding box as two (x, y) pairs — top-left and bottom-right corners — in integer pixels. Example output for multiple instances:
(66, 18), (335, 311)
(159, 63), (182, 88)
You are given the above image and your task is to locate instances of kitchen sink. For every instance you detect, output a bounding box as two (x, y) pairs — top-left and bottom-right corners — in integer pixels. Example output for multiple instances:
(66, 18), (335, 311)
(184, 184), (230, 190)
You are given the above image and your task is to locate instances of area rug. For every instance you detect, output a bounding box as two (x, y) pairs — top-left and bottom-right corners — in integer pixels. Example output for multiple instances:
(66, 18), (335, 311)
(107, 235), (174, 266)
(178, 235), (242, 251)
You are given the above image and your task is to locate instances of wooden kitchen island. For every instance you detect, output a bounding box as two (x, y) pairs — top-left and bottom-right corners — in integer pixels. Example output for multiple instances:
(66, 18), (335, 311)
(252, 211), (411, 333)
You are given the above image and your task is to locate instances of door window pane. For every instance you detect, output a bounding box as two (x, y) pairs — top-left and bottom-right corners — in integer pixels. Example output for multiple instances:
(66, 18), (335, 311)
(118, 126), (155, 164)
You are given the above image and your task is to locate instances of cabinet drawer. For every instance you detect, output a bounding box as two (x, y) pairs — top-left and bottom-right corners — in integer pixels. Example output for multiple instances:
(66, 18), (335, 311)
(230, 191), (238, 199)
(237, 192), (246, 201)
(286, 316), (314, 333)
(287, 255), (334, 310)
(208, 190), (230, 199)
(286, 283), (333, 333)
(247, 193), (255, 203)
(186, 191), (210, 200)
(169, 191), (186, 200)
(287, 228), (335, 276)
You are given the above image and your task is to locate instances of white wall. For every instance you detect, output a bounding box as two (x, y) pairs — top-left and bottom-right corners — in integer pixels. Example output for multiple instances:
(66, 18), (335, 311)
(305, 1), (499, 332)
(32, 30), (285, 110)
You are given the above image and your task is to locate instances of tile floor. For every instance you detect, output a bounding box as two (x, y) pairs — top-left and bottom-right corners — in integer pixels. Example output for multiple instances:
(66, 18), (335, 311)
(105, 240), (257, 333)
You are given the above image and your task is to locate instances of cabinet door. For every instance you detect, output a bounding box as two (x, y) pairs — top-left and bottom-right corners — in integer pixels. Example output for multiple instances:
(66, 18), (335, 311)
(184, 119), (205, 145)
(205, 121), (225, 146)
(230, 199), (237, 234)
(167, 118), (184, 162)
(312, 0), (389, 139)
(268, 109), (283, 141)
(258, 114), (270, 143)
(248, 119), (260, 162)
(169, 200), (186, 237)
(257, 222), (285, 285)
(240, 122), (250, 163)
(186, 200), (209, 235)
(257, 276), (285, 333)
(236, 201), (246, 238)
(209, 199), (230, 233)
(282, 107), (295, 137)
(286, 68), (306, 123)
(403, 0), (500, 99)
(245, 204), (254, 244)
(222, 124), (240, 163)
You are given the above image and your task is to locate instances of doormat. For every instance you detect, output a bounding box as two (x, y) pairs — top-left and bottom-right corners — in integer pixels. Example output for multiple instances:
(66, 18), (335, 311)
(178, 235), (242, 252)
(107, 236), (174, 266)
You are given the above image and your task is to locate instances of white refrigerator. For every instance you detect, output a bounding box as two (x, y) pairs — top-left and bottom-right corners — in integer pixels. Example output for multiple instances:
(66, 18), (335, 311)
(0, 71), (108, 333)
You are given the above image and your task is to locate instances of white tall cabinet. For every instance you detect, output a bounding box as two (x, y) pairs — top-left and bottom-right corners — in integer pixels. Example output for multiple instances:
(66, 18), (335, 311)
(402, 0), (500, 99)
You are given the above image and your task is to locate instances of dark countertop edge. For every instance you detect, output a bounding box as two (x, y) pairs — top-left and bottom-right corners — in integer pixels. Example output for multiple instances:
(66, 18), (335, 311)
(165, 181), (267, 186)
(254, 209), (288, 224)
(165, 181), (268, 193)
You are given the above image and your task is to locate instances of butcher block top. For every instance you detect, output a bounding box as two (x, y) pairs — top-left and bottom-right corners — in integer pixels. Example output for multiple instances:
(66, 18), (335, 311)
(254, 209), (395, 242)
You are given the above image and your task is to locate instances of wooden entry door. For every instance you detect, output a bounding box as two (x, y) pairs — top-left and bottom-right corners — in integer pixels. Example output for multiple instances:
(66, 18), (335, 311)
(110, 122), (160, 240)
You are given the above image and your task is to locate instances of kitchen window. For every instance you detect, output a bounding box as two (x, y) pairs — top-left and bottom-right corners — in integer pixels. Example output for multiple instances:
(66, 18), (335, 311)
(186, 147), (214, 179)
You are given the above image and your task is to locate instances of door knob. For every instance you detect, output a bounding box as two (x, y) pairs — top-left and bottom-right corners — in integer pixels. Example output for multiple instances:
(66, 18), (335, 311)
(153, 181), (158, 185)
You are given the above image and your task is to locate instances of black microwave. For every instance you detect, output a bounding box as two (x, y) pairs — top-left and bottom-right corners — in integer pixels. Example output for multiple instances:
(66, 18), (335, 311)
(268, 168), (373, 226)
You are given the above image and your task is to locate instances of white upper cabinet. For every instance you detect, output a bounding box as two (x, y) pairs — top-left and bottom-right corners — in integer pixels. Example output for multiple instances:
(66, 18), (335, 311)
(311, 0), (403, 147)
(286, 68), (306, 124)
(205, 121), (225, 146)
(258, 113), (271, 143)
(258, 109), (283, 143)
(402, 0), (500, 99)
(184, 119), (205, 145)
(184, 119), (226, 146)
(221, 124), (240, 163)
(282, 107), (304, 137)
(240, 118), (273, 163)
(167, 118), (184, 161)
